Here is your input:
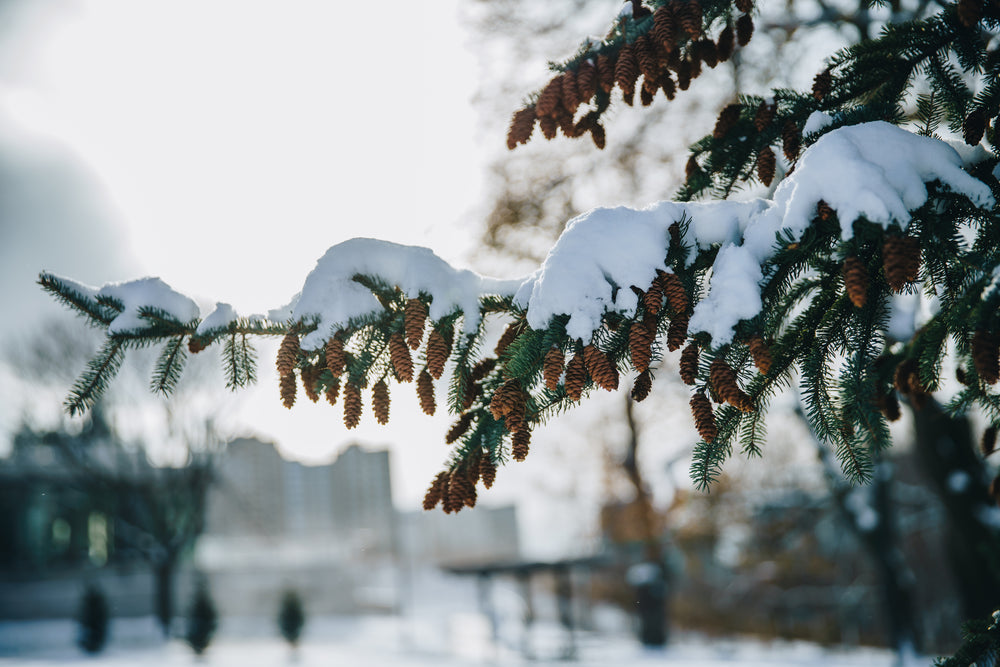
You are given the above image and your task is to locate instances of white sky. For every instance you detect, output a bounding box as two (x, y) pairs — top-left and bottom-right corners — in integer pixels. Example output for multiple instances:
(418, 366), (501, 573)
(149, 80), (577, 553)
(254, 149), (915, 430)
(0, 0), (517, 511)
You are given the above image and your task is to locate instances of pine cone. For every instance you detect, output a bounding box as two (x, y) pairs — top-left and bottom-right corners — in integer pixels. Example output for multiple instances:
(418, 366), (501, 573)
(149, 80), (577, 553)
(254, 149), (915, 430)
(972, 329), (1000, 384)
(188, 337), (207, 354)
(343, 382), (362, 429)
(875, 391), (901, 422)
(301, 364), (321, 403)
(811, 68), (832, 101)
(632, 369), (653, 402)
(417, 369), (436, 416)
(710, 356), (753, 412)
(471, 358), (497, 383)
(565, 353), (588, 401)
(590, 123), (607, 150)
(958, 0), (983, 27)
(325, 336), (347, 378)
(447, 469), (475, 510)
(584, 344), (619, 391)
(615, 44), (639, 101)
(716, 25), (735, 62)
(506, 105), (537, 150)
(511, 429), (531, 462)
(495, 321), (522, 357)
(842, 256), (869, 308)
(893, 358), (920, 395)
(957, 366), (970, 386)
(667, 313), (689, 351)
(325, 377), (340, 406)
(389, 332), (414, 382)
(983, 425), (997, 456)
(480, 453), (497, 489)
(685, 155), (700, 183)
(662, 272), (689, 314)
(597, 54), (616, 93)
(276, 332), (300, 376)
(756, 147), (776, 186)
(698, 38), (718, 68)
(883, 235), (919, 292)
(404, 298), (428, 350)
(489, 379), (520, 419)
(713, 103), (741, 139)
(539, 115), (558, 140)
(688, 52), (703, 80)
(536, 76), (563, 118)
(748, 336), (772, 375)
(466, 448), (482, 487)
(645, 274), (666, 315)
(543, 347), (565, 391)
(965, 108), (987, 146)
(679, 343), (699, 385)
(690, 393), (717, 442)
(640, 85), (655, 107)
(629, 321), (654, 373)
(653, 3), (678, 51)
(782, 119), (800, 163)
(816, 200), (835, 222)
(440, 473), (460, 514)
(753, 101), (775, 132)
(422, 472), (448, 511)
(677, 0), (703, 38)
(577, 60), (598, 102)
(462, 382), (482, 411)
(280, 372), (297, 409)
(446, 412), (475, 444)
(560, 69), (580, 114)
(635, 36), (659, 82)
(371, 380), (390, 425)
(426, 328), (451, 379)
(734, 0), (754, 12)
(676, 59), (692, 91)
(736, 12), (754, 46)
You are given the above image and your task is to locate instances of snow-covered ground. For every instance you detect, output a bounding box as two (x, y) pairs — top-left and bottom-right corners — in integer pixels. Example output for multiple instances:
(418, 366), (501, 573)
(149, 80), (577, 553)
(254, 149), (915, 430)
(0, 614), (930, 666)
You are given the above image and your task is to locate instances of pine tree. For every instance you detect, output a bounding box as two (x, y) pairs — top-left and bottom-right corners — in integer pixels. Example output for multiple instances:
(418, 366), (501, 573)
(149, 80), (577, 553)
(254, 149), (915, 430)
(185, 581), (218, 656)
(278, 590), (306, 650)
(35, 1), (1000, 519)
(76, 584), (110, 655)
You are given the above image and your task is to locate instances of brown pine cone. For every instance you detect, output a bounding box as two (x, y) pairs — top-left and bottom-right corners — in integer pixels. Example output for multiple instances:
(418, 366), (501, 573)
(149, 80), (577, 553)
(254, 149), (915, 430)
(480, 453), (497, 489)
(506, 106), (537, 150)
(372, 380), (390, 425)
(736, 12), (754, 46)
(698, 39), (718, 68)
(574, 110), (599, 137)
(449, 469), (476, 510)
(676, 59), (692, 91)
(584, 344), (619, 391)
(511, 429), (531, 462)
(466, 448), (482, 487)
(280, 372), (297, 409)
(782, 119), (800, 163)
(713, 103), (741, 140)
(539, 115), (558, 140)
(635, 36), (659, 82)
(440, 473), (460, 514)
(640, 84), (656, 107)
(677, 0), (703, 38)
(543, 347), (565, 391)
(812, 68), (832, 101)
(957, 366), (970, 386)
(326, 336), (346, 377)
(389, 332), (414, 382)
(875, 391), (901, 422)
(590, 123), (607, 150)
(629, 321), (654, 373)
(188, 337), (207, 354)
(404, 298), (428, 350)
(422, 472), (448, 511)
(688, 53), (703, 80)
(756, 147), (776, 186)
(645, 273), (666, 315)
(816, 200), (835, 222)
(972, 329), (1000, 384)
(276, 332), (300, 376)
(301, 364), (321, 403)
(561, 69), (581, 114)
(983, 425), (997, 456)
(901, 236), (921, 283)
(615, 44), (639, 101)
(632, 369), (653, 402)
(958, 0), (983, 27)
(653, 3), (678, 51)
(965, 109), (987, 146)
(577, 60), (598, 102)
(565, 353), (588, 401)
(426, 328), (451, 380)
(753, 101), (775, 131)
(495, 321), (522, 357)
(690, 393), (717, 442)
(685, 154), (700, 182)
(446, 412), (475, 444)
(471, 358), (498, 382)
(883, 235), (920, 292)
(417, 369), (436, 416)
(489, 379), (518, 419)
(679, 343), (699, 385)
(325, 377), (340, 406)
(662, 272), (689, 315)
(716, 25), (735, 62)
(343, 382), (362, 429)
(536, 76), (563, 118)
(748, 336), (772, 375)
(597, 54), (616, 93)
(735, 0), (754, 12)
(893, 358), (921, 395)
(660, 71), (677, 100)
(842, 256), (869, 308)
(710, 356), (753, 412)
(667, 314), (689, 351)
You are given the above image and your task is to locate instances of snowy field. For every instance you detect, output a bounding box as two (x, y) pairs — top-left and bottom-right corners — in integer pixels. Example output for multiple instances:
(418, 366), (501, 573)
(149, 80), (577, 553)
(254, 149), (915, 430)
(0, 615), (930, 666)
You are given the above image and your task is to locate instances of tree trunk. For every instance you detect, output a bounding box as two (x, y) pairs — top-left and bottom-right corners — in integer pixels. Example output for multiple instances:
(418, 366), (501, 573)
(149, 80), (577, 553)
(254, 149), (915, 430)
(154, 557), (176, 638)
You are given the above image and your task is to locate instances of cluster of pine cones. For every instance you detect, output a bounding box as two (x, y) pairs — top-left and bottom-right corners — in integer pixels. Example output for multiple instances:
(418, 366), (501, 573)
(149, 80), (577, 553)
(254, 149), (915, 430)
(506, 0), (757, 151)
(840, 232), (921, 310)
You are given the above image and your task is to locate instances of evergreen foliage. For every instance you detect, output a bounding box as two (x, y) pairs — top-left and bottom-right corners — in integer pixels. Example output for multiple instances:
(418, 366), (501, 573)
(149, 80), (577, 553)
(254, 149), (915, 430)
(185, 581), (218, 656)
(76, 584), (110, 655)
(277, 590), (306, 648)
(39, 0), (1000, 518)
(935, 609), (1000, 666)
